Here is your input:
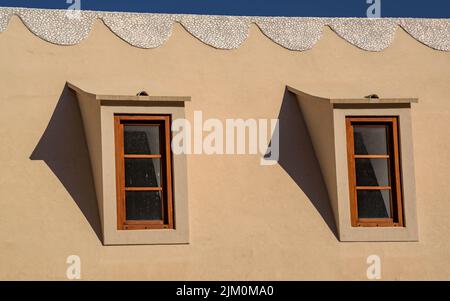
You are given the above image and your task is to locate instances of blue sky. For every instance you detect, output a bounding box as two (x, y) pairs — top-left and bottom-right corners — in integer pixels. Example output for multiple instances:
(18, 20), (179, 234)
(0, 0), (449, 18)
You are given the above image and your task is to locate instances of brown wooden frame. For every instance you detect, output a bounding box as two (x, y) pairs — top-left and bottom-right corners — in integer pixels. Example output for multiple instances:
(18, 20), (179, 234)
(114, 114), (174, 230)
(346, 116), (404, 227)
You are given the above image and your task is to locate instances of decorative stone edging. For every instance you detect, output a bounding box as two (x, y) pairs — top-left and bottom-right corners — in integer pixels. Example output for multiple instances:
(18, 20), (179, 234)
(1, 7), (449, 51)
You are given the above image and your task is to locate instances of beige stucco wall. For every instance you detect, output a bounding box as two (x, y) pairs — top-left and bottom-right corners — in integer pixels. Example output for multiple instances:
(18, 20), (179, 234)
(1, 16), (450, 280)
(292, 92), (338, 233)
(72, 88), (104, 228)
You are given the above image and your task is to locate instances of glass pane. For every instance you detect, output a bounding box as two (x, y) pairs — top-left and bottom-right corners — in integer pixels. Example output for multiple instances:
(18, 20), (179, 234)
(357, 190), (391, 218)
(126, 191), (162, 220)
(124, 125), (160, 154)
(353, 126), (388, 155)
(125, 158), (161, 187)
(356, 158), (390, 187)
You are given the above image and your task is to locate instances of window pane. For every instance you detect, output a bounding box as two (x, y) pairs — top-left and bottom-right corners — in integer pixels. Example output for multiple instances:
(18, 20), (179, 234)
(126, 191), (162, 220)
(356, 158), (390, 187)
(353, 126), (388, 155)
(125, 158), (161, 187)
(357, 190), (391, 218)
(124, 125), (160, 154)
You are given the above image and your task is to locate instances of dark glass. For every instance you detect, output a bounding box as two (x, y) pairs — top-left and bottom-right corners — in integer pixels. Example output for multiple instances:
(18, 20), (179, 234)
(357, 190), (391, 218)
(354, 126), (388, 155)
(125, 158), (161, 187)
(124, 125), (160, 154)
(356, 158), (390, 186)
(125, 191), (162, 220)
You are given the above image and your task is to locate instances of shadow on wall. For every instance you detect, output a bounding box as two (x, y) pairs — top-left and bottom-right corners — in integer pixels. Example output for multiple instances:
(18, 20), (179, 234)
(30, 84), (102, 243)
(273, 88), (338, 240)
(28, 85), (335, 243)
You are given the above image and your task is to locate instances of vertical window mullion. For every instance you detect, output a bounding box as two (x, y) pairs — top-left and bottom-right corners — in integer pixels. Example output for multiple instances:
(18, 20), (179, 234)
(164, 116), (174, 229)
(120, 122), (126, 227)
(392, 118), (404, 226)
(159, 121), (166, 226)
(114, 116), (126, 230)
(346, 118), (358, 226)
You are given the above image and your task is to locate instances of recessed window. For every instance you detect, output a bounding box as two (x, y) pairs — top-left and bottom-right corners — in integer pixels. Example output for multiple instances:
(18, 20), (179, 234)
(114, 115), (174, 230)
(346, 117), (404, 227)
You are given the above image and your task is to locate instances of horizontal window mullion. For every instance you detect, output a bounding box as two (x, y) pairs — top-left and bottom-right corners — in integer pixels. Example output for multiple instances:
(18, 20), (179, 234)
(356, 186), (391, 190)
(124, 154), (162, 158)
(124, 220), (164, 225)
(125, 187), (163, 191)
(354, 155), (389, 159)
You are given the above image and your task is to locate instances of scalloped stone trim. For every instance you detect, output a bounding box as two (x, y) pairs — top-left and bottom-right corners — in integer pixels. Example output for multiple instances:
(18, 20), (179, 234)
(1, 7), (449, 51)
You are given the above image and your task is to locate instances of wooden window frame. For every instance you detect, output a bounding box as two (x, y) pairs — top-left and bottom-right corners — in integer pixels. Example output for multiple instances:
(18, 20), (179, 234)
(346, 116), (404, 227)
(114, 114), (174, 230)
